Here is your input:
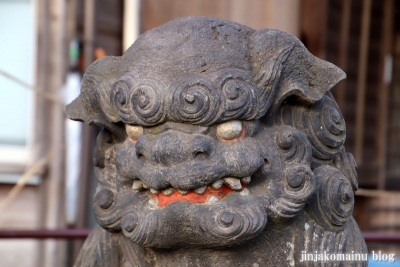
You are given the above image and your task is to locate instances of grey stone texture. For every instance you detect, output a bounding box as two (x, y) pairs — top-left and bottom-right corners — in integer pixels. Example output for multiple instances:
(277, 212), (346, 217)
(66, 17), (367, 266)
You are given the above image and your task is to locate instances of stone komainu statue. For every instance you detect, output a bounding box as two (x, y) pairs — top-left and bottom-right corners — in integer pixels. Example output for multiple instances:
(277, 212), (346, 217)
(66, 17), (367, 266)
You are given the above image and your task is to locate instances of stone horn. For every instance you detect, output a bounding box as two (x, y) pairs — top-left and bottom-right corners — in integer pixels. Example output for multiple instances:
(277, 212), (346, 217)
(248, 28), (346, 117)
(65, 56), (126, 139)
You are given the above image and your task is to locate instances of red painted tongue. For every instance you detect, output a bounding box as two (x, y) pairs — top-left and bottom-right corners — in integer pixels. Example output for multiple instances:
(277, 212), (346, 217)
(152, 184), (246, 207)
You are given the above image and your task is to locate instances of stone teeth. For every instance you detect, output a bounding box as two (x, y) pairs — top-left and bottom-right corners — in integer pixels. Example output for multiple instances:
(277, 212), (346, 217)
(132, 180), (144, 190)
(211, 179), (224, 190)
(150, 188), (160, 194)
(239, 188), (250, 196)
(223, 177), (242, 190)
(177, 189), (189, 195)
(241, 176), (251, 184)
(142, 183), (149, 189)
(162, 188), (175, 196)
(194, 186), (207, 195)
(148, 198), (158, 208)
(206, 196), (219, 204)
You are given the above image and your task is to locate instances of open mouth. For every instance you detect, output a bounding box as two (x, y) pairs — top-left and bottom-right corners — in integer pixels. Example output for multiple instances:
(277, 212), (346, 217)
(131, 177), (252, 207)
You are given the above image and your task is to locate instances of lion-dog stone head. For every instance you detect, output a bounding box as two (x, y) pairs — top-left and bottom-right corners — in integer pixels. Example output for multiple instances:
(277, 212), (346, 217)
(68, 17), (367, 266)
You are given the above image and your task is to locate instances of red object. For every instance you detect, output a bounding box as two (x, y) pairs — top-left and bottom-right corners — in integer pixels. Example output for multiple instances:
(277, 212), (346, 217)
(153, 184), (246, 207)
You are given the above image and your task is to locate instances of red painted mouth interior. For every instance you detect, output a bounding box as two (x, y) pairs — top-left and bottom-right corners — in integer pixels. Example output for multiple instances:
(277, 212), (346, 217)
(152, 184), (247, 207)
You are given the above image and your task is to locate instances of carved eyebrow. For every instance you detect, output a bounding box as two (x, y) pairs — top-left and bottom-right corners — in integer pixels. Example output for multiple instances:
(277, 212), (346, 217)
(145, 121), (209, 135)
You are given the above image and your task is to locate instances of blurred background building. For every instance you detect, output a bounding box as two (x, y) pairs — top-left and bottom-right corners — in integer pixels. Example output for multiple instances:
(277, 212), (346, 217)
(0, 0), (399, 266)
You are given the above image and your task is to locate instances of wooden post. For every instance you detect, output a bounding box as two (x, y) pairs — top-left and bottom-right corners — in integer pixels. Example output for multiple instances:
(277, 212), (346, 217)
(376, 0), (394, 190)
(300, 0), (328, 59)
(262, 0), (300, 37)
(123, 0), (141, 52)
(84, 0), (95, 71)
(354, 0), (372, 164)
(141, 0), (301, 37)
(35, 0), (50, 265)
(335, 0), (352, 111)
(35, 0), (68, 266)
(71, 0), (96, 262)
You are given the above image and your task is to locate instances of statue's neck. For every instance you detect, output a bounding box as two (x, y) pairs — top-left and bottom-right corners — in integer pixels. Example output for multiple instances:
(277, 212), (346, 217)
(142, 227), (293, 267)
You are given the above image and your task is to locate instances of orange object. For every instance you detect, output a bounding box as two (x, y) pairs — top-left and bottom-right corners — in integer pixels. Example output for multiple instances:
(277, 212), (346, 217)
(152, 184), (246, 207)
(95, 47), (107, 59)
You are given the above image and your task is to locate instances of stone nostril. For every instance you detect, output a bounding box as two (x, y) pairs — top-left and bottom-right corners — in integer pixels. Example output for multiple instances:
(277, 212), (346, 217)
(135, 137), (146, 159)
(193, 149), (207, 159)
(263, 158), (271, 172)
(192, 138), (213, 160)
(135, 147), (145, 159)
(148, 133), (214, 165)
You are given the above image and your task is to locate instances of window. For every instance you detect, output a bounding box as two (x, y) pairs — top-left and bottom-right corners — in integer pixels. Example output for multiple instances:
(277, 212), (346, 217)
(0, 0), (37, 183)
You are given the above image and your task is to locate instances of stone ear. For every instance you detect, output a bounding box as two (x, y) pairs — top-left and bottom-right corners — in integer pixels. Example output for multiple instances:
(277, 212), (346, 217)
(249, 29), (346, 114)
(65, 56), (126, 139)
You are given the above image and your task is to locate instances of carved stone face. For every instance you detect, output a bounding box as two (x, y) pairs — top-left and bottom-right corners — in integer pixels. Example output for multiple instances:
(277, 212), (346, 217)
(66, 17), (357, 250)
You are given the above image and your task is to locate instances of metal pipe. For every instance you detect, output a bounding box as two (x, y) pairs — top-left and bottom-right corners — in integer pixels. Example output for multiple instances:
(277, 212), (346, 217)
(0, 229), (91, 239)
(362, 232), (400, 243)
(0, 229), (400, 243)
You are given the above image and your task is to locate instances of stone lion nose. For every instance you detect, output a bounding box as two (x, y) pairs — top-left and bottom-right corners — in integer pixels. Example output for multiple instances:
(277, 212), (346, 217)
(144, 131), (214, 166)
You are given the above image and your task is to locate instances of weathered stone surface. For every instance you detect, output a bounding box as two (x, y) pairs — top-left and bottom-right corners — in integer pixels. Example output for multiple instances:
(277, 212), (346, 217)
(67, 16), (367, 266)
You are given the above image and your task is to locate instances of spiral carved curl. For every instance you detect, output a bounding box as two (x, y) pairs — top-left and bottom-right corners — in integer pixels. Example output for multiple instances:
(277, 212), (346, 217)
(93, 188), (123, 231)
(170, 79), (220, 125)
(275, 126), (313, 165)
(199, 205), (267, 241)
(274, 94), (346, 167)
(270, 164), (315, 219)
(302, 95), (346, 160)
(270, 126), (315, 218)
(107, 73), (266, 126)
(110, 75), (166, 126)
(218, 70), (258, 120)
(308, 165), (354, 231)
(121, 209), (158, 246)
(334, 148), (359, 190)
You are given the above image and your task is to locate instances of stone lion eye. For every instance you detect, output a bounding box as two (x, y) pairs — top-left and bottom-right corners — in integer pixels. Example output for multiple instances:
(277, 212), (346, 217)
(216, 120), (244, 141)
(125, 124), (144, 141)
